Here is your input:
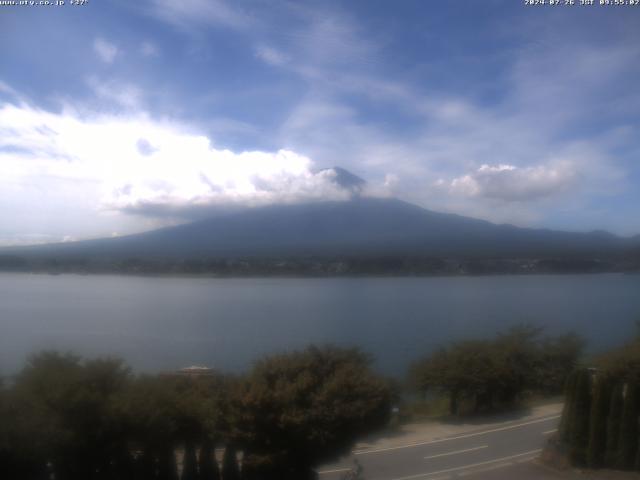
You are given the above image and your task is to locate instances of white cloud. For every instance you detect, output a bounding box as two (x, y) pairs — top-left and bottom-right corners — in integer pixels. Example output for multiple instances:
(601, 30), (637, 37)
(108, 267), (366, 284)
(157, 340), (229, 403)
(144, 0), (252, 31)
(86, 76), (143, 109)
(292, 10), (377, 69)
(0, 80), (18, 98)
(443, 163), (578, 202)
(93, 38), (118, 64)
(2, 6), (638, 238)
(255, 45), (289, 66)
(140, 41), (159, 57)
(0, 99), (354, 223)
(269, 11), (634, 228)
(383, 173), (399, 190)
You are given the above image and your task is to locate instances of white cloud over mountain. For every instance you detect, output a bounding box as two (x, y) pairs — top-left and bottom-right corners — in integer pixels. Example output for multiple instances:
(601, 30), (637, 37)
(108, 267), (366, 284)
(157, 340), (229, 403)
(443, 163), (577, 202)
(0, 99), (356, 223)
(1, 1), (639, 243)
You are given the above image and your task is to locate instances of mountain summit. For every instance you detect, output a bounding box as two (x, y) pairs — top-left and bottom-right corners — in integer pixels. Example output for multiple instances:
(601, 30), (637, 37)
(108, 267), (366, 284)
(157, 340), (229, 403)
(320, 167), (366, 196)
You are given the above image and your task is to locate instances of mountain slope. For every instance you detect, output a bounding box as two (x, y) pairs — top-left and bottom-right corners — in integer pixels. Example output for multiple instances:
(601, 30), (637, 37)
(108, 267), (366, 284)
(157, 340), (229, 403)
(5, 198), (638, 260)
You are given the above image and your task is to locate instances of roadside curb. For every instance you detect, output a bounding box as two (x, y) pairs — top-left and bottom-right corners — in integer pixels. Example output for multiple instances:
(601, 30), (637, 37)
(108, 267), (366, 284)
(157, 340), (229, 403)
(353, 404), (563, 455)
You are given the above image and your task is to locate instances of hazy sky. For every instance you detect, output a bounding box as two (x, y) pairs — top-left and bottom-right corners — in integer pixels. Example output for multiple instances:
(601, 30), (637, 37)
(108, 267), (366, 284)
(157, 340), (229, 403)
(1, 0), (639, 245)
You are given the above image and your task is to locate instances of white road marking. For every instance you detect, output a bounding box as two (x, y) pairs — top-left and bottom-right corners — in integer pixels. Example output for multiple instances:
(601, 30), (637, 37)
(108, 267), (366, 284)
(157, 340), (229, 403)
(317, 467), (351, 475)
(354, 415), (560, 455)
(542, 429), (557, 435)
(423, 445), (487, 460)
(389, 449), (542, 480)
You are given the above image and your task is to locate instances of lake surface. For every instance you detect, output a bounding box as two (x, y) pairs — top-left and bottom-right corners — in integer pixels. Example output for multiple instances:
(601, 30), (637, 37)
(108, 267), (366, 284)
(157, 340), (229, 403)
(1, 273), (639, 377)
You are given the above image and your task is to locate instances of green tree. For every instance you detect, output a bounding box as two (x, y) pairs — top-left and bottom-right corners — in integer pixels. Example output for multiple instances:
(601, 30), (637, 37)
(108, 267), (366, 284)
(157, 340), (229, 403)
(0, 374), (49, 480)
(198, 439), (220, 480)
(240, 452), (281, 480)
(410, 346), (460, 414)
(411, 326), (551, 415)
(493, 325), (542, 405)
(120, 375), (181, 472)
(232, 346), (392, 479)
(182, 441), (199, 480)
(132, 449), (156, 480)
(11, 352), (132, 480)
(157, 445), (179, 480)
(598, 338), (640, 384)
(221, 445), (240, 480)
(121, 372), (227, 480)
(537, 333), (584, 395)
(568, 369), (591, 466)
(411, 326), (582, 417)
(559, 371), (578, 444)
(587, 375), (612, 468)
(605, 383), (624, 467)
(410, 340), (502, 415)
(618, 382), (639, 470)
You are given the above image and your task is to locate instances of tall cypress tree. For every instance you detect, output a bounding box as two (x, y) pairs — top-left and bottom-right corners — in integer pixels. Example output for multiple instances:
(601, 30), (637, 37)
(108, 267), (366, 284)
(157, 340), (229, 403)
(238, 453), (259, 480)
(606, 383), (624, 468)
(559, 371), (578, 444)
(134, 449), (156, 480)
(182, 441), (199, 480)
(198, 440), (220, 480)
(587, 375), (612, 469)
(221, 445), (240, 480)
(618, 382), (639, 470)
(634, 431), (640, 472)
(569, 369), (591, 466)
(157, 446), (179, 480)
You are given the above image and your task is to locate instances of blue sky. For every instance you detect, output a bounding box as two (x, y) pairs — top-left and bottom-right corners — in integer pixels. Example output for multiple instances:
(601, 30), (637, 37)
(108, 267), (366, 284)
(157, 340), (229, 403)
(1, 0), (639, 244)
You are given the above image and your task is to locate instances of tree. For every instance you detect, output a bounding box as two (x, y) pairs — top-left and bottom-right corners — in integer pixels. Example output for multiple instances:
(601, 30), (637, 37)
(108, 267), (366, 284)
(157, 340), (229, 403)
(558, 334), (640, 470)
(10, 352), (132, 480)
(221, 445), (240, 480)
(0, 374), (49, 480)
(537, 333), (584, 395)
(132, 449), (156, 480)
(568, 369), (591, 466)
(410, 346), (460, 414)
(198, 439), (220, 480)
(618, 382), (639, 470)
(605, 383), (624, 467)
(559, 371), (578, 444)
(598, 338), (640, 384)
(121, 375), (181, 474)
(157, 445), (179, 480)
(240, 452), (285, 480)
(121, 372), (227, 480)
(587, 374), (612, 468)
(410, 340), (502, 415)
(182, 441), (199, 480)
(410, 325), (558, 415)
(232, 346), (392, 479)
(493, 325), (542, 405)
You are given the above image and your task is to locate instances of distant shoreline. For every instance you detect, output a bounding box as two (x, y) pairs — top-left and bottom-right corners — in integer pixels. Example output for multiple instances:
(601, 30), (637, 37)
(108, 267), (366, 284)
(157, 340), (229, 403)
(0, 255), (638, 279)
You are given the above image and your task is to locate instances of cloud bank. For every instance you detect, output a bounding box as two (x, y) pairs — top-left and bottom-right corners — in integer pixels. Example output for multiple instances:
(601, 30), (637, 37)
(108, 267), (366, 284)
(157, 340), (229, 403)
(0, 99), (360, 222)
(442, 163), (578, 202)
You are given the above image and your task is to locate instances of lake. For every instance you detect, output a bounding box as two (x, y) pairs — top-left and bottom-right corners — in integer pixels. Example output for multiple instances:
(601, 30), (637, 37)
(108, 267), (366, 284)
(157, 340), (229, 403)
(1, 273), (639, 377)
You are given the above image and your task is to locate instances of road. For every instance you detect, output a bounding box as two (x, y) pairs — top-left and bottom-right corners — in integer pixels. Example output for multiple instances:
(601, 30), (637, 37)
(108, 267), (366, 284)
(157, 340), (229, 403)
(318, 412), (561, 480)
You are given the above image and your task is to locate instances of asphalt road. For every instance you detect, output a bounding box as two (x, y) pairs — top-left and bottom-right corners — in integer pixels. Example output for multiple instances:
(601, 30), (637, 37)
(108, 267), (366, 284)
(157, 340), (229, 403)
(318, 413), (561, 480)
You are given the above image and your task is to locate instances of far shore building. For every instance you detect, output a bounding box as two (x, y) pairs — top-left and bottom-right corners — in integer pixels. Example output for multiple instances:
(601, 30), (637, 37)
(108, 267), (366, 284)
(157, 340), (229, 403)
(161, 365), (217, 377)
(177, 365), (216, 377)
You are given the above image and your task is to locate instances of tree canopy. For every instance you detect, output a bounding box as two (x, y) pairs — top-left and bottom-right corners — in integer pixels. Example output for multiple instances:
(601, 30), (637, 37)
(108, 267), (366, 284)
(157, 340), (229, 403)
(410, 326), (584, 415)
(232, 345), (393, 479)
(0, 346), (392, 480)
